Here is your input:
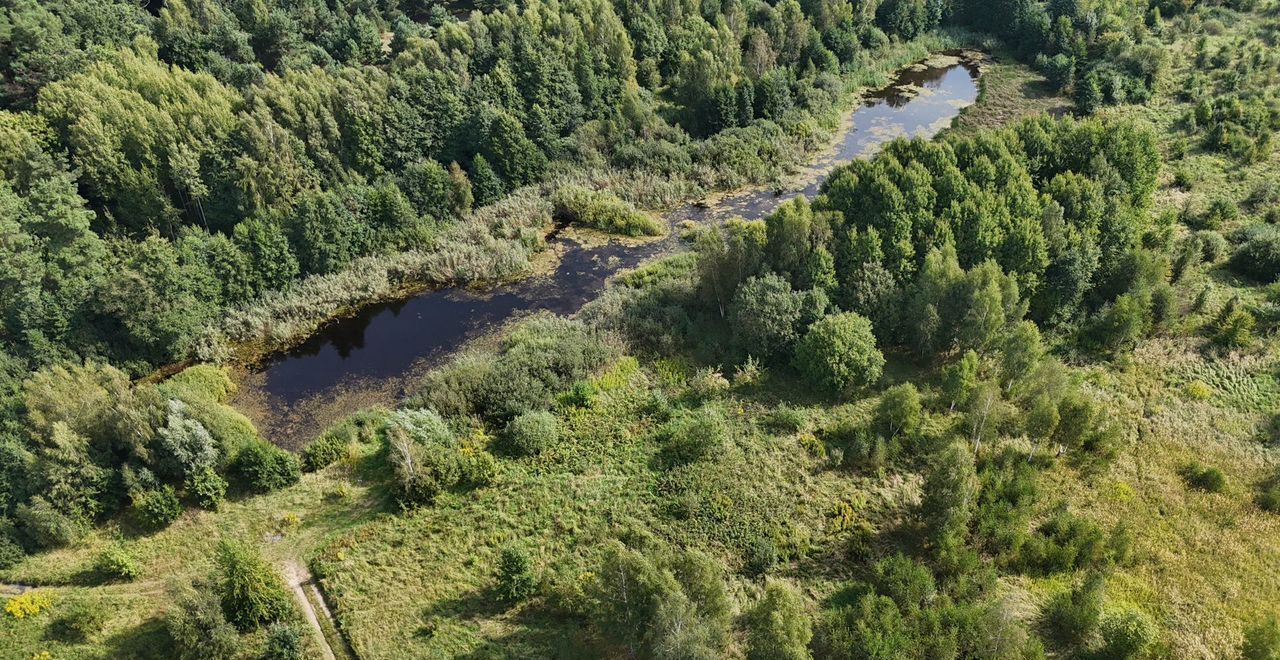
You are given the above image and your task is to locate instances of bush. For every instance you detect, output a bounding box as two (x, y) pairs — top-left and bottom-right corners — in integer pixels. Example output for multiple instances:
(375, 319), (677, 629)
(552, 184), (663, 236)
(15, 496), (87, 549)
(1100, 607), (1157, 659)
(302, 409), (385, 471)
(1259, 480), (1280, 513)
(660, 406), (730, 465)
(793, 313), (884, 394)
(504, 411), (559, 456)
(385, 409), (496, 505)
(263, 621), (304, 660)
(730, 273), (806, 358)
(765, 406), (807, 434)
(876, 384), (923, 441)
(132, 485), (183, 529)
(745, 581), (812, 660)
(96, 545), (142, 581)
(1230, 226), (1280, 282)
(0, 535), (25, 570)
(1043, 573), (1105, 647)
(1243, 616), (1280, 660)
(186, 466), (228, 510)
(495, 546), (538, 603)
(216, 539), (292, 631)
(871, 553), (935, 614)
(1016, 510), (1111, 574)
(232, 440), (301, 493)
(51, 600), (107, 642)
(1196, 230), (1229, 262)
(166, 365), (237, 403)
(167, 582), (241, 660)
(1182, 462), (1227, 493)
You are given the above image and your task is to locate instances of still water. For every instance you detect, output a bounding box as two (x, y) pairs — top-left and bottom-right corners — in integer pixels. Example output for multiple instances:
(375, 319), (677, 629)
(238, 54), (982, 447)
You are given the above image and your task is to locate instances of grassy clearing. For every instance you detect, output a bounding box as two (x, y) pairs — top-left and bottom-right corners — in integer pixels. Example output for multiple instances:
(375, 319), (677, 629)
(947, 50), (1071, 134)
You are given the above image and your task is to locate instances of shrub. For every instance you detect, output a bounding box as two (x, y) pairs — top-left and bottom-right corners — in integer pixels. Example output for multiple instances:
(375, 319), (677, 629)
(232, 440), (301, 493)
(0, 535), (25, 570)
(876, 384), (923, 441)
(1196, 230), (1229, 262)
(504, 411), (559, 456)
(745, 581), (812, 660)
(1243, 616), (1280, 660)
(385, 409), (496, 505)
(51, 600), (107, 642)
(688, 367), (731, 399)
(96, 544), (142, 581)
(1182, 462), (1227, 493)
(551, 184), (663, 236)
(730, 273), (806, 358)
(186, 466), (228, 510)
(132, 485), (183, 529)
(1100, 607), (1157, 659)
(302, 409), (386, 471)
(167, 582), (240, 660)
(793, 313), (884, 394)
(660, 406), (730, 465)
(744, 536), (778, 576)
(1260, 480), (1280, 514)
(5, 590), (52, 619)
(765, 406), (807, 434)
(15, 496), (87, 549)
(216, 539), (292, 631)
(263, 621), (304, 660)
(1230, 226), (1280, 282)
(1043, 573), (1105, 647)
(166, 365), (236, 403)
(495, 546), (538, 603)
(1016, 510), (1112, 574)
(871, 553), (936, 614)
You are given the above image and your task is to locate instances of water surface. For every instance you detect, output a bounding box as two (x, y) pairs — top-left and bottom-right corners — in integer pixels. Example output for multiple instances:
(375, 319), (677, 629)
(236, 55), (982, 447)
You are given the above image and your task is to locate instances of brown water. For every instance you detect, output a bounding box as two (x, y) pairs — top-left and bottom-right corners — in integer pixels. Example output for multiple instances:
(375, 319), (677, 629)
(236, 53), (983, 448)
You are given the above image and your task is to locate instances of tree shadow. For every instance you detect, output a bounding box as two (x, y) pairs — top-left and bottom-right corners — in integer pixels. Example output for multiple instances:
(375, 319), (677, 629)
(101, 617), (172, 660)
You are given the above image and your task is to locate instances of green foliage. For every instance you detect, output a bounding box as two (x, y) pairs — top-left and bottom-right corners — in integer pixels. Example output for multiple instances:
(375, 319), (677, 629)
(730, 273), (808, 359)
(303, 409), (385, 472)
(1243, 616), (1280, 660)
(659, 406), (730, 466)
(186, 466), (228, 510)
(216, 538), (292, 632)
(167, 581), (241, 660)
(921, 442), (978, 552)
(794, 313), (884, 393)
(96, 544), (142, 581)
(385, 409), (495, 506)
(1043, 572), (1106, 648)
(132, 484), (182, 529)
(942, 351), (980, 411)
(1099, 607), (1157, 659)
(263, 621), (304, 660)
(504, 411), (559, 457)
(232, 440), (301, 494)
(552, 185), (662, 237)
(495, 546), (538, 603)
(876, 384), (923, 441)
(1182, 462), (1227, 493)
(1230, 226), (1280, 283)
(50, 599), (107, 643)
(746, 581), (813, 660)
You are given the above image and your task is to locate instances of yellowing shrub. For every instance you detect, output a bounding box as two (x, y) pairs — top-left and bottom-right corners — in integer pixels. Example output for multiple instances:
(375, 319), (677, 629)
(6, 591), (52, 619)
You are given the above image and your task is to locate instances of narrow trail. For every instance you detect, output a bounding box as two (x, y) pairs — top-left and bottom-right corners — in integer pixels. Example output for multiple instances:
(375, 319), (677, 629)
(283, 560), (343, 660)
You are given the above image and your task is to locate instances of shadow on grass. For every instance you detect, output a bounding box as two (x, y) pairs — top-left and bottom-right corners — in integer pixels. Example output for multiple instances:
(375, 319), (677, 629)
(102, 617), (171, 660)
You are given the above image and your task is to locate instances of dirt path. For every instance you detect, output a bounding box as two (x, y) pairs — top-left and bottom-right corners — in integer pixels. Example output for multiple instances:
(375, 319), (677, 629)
(282, 560), (338, 660)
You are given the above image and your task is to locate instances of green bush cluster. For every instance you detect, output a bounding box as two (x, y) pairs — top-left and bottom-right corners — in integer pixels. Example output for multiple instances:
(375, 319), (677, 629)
(552, 185), (663, 237)
(385, 409), (496, 506)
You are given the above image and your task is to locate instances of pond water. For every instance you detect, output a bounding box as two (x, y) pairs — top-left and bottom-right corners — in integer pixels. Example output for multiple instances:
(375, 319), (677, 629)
(235, 54), (982, 448)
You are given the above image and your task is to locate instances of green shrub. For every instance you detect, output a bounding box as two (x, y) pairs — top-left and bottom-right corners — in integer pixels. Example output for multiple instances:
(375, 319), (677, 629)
(303, 409), (386, 471)
(1016, 510), (1111, 574)
(552, 184), (663, 236)
(216, 539), (292, 631)
(793, 312), (884, 393)
(504, 411), (559, 456)
(1042, 573), (1105, 647)
(765, 406), (807, 434)
(744, 536), (778, 576)
(166, 365), (236, 403)
(1100, 607), (1157, 659)
(660, 406), (730, 465)
(871, 553), (936, 614)
(15, 496), (87, 549)
(1182, 462), (1227, 493)
(1259, 480), (1280, 513)
(132, 485), (183, 529)
(385, 409), (496, 505)
(1242, 616), (1280, 660)
(167, 581), (241, 660)
(1230, 226), (1280, 283)
(1196, 230), (1229, 262)
(876, 384), (923, 441)
(96, 544), (142, 581)
(186, 466), (227, 510)
(745, 581), (812, 660)
(263, 621), (304, 660)
(495, 546), (538, 603)
(51, 600), (107, 642)
(0, 535), (25, 570)
(232, 440), (301, 493)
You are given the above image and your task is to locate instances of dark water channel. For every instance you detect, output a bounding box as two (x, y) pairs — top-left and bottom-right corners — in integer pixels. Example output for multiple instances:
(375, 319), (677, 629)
(240, 54), (982, 447)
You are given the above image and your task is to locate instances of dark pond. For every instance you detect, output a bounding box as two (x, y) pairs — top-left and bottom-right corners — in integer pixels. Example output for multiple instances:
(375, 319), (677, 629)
(239, 54), (982, 446)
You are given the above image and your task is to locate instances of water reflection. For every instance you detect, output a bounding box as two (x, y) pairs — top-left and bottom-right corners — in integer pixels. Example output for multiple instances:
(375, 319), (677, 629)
(241, 55), (981, 445)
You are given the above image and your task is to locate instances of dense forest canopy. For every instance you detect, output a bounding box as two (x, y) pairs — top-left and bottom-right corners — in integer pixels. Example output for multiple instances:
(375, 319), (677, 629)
(3, 0), (1280, 657)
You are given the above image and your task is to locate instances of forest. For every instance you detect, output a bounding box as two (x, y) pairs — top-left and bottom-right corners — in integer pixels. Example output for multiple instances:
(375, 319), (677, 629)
(1, 0), (1280, 658)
